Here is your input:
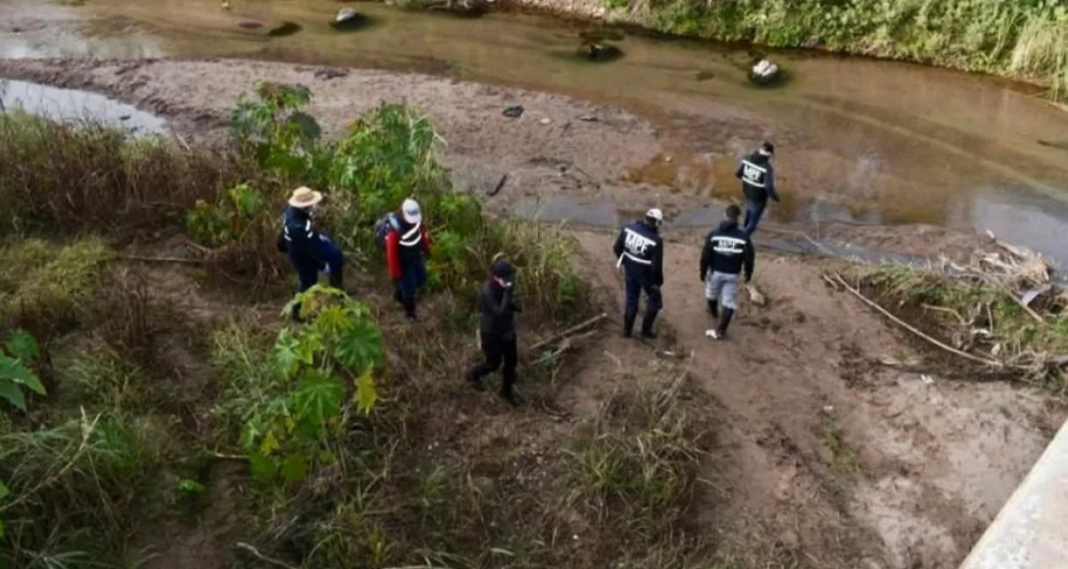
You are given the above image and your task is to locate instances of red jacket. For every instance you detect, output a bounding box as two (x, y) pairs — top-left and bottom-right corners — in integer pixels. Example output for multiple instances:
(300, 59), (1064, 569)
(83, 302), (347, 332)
(385, 221), (431, 280)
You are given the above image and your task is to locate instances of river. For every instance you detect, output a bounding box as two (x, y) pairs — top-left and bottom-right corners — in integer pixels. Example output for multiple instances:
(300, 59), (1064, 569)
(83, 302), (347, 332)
(2, 0), (1067, 264)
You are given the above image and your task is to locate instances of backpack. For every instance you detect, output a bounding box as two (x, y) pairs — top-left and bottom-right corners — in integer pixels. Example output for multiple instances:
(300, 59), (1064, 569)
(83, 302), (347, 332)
(373, 213), (400, 249)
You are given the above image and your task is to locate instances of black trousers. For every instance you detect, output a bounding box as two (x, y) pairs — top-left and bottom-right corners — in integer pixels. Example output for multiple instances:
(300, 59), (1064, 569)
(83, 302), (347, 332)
(470, 332), (517, 394)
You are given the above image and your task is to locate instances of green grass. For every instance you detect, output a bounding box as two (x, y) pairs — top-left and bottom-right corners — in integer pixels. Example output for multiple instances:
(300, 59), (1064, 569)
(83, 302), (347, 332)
(0, 238), (111, 331)
(643, 0), (1068, 101)
(561, 364), (705, 541)
(821, 418), (859, 475)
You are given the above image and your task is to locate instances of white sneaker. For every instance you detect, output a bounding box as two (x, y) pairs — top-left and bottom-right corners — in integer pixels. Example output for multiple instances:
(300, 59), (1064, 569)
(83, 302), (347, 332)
(704, 329), (721, 340)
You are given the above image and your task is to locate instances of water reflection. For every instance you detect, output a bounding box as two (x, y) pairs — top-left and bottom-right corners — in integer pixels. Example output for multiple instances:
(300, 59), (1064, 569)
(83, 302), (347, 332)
(0, 79), (168, 134)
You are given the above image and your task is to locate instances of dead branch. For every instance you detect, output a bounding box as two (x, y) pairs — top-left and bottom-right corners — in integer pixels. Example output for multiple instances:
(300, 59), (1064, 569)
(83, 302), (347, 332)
(529, 313), (607, 353)
(830, 273), (1003, 368)
(120, 254), (207, 265)
(234, 543), (298, 569)
(488, 173), (509, 197)
(529, 330), (597, 367)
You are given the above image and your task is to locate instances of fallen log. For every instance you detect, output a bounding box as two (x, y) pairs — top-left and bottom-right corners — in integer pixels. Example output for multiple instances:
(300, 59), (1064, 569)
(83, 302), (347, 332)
(528, 312), (607, 353)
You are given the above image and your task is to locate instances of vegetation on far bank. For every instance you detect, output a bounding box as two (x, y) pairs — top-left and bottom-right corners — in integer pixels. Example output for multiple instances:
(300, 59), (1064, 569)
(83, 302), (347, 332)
(0, 84), (719, 569)
(610, 0), (1068, 100)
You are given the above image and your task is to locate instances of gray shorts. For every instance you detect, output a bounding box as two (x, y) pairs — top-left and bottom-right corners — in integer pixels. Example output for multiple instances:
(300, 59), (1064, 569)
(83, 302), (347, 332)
(704, 271), (739, 310)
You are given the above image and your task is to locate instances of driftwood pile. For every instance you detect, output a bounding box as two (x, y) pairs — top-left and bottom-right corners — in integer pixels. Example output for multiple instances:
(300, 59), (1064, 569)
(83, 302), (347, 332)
(828, 234), (1068, 382)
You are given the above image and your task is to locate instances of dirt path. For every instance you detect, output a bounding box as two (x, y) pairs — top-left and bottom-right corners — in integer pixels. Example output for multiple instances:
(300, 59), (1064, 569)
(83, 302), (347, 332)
(573, 230), (1065, 569)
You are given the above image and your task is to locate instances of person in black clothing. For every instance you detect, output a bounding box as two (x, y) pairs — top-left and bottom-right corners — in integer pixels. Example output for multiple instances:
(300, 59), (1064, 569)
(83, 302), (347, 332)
(612, 208), (665, 339)
(735, 141), (780, 236)
(699, 204), (755, 340)
(467, 259), (523, 407)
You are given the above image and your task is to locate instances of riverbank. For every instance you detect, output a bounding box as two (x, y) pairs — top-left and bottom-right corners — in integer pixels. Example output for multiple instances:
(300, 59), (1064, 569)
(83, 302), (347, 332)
(2, 57), (1067, 569)
(503, 0), (1068, 102)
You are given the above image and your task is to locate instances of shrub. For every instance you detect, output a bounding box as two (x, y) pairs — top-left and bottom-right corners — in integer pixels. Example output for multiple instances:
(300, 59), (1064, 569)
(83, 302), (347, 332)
(212, 286), (384, 485)
(0, 238), (111, 332)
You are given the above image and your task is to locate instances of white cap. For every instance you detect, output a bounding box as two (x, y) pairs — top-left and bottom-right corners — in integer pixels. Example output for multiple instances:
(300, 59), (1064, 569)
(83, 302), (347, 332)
(646, 208), (663, 222)
(401, 198), (422, 224)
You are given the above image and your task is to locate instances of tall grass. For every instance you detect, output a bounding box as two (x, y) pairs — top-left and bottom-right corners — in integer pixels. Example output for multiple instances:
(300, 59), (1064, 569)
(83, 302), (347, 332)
(0, 112), (248, 236)
(0, 411), (154, 568)
(561, 364), (705, 541)
(642, 0), (1068, 100)
(1011, 12), (1068, 101)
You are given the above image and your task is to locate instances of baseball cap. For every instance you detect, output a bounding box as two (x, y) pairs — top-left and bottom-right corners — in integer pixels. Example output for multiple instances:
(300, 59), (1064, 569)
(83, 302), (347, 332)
(401, 198), (422, 224)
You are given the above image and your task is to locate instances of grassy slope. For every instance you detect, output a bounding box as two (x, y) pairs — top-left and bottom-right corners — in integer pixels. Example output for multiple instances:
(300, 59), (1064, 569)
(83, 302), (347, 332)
(620, 0), (1068, 100)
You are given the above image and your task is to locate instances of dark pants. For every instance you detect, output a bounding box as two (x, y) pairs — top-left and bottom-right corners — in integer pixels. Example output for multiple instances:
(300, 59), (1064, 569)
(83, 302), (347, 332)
(743, 200), (766, 237)
(290, 238), (344, 293)
(470, 332), (517, 395)
(395, 258), (427, 301)
(624, 276), (663, 317)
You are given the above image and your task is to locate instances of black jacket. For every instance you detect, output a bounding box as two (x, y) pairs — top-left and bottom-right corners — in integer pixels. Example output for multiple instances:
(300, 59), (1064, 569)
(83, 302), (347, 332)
(277, 206), (324, 267)
(612, 220), (664, 286)
(479, 280), (522, 339)
(700, 220), (755, 281)
(735, 152), (779, 205)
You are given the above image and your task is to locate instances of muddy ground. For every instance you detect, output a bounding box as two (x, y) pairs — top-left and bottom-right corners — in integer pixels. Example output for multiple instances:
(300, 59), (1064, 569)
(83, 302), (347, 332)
(1, 58), (1063, 568)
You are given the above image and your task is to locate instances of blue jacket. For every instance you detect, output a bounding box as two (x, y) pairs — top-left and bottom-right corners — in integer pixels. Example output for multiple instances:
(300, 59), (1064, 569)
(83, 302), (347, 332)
(278, 206), (324, 268)
(735, 152), (779, 205)
(613, 220), (664, 285)
(700, 220), (755, 281)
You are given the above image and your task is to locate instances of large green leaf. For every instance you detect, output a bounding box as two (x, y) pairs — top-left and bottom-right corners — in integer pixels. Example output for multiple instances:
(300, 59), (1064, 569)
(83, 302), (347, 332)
(315, 305), (353, 337)
(0, 380), (26, 411)
(293, 371), (343, 431)
(334, 320), (384, 374)
(0, 356), (43, 395)
(5, 329), (38, 361)
(281, 451), (309, 484)
(248, 452), (279, 482)
(271, 329), (306, 380)
(355, 368), (378, 416)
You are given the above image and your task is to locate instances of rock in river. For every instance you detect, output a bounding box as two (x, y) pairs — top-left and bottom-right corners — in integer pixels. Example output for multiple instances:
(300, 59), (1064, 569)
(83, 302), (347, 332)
(748, 59), (781, 86)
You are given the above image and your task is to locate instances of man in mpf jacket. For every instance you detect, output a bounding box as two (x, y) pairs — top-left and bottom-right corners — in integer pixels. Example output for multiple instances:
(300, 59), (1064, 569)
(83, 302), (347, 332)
(700, 204), (755, 340)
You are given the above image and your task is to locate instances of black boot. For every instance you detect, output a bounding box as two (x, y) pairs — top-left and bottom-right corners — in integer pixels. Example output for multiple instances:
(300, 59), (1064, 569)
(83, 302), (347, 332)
(466, 370), (486, 392)
(716, 308), (735, 338)
(402, 298), (418, 322)
(640, 311), (659, 339)
(623, 310), (637, 338)
(707, 299), (719, 318)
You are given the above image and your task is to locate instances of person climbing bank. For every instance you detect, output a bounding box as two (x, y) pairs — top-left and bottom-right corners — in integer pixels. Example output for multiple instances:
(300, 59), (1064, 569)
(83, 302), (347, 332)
(613, 208), (665, 339)
(277, 186), (346, 318)
(467, 259), (523, 408)
(699, 204), (755, 340)
(735, 141), (779, 236)
(385, 198), (431, 322)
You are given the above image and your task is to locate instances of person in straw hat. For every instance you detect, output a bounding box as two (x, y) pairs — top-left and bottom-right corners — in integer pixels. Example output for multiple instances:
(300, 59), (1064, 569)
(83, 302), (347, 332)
(277, 186), (347, 316)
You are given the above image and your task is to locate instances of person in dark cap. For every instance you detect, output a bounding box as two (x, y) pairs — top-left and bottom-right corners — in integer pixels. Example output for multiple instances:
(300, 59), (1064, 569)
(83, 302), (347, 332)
(735, 141), (779, 236)
(467, 259), (523, 407)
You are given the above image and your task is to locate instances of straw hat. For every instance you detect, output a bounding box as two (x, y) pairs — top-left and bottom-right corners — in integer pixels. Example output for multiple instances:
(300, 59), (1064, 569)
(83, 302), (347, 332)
(288, 186), (323, 208)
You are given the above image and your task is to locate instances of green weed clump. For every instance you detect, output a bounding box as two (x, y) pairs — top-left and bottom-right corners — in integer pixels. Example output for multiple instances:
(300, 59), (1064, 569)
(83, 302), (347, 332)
(561, 364), (705, 542)
(0, 411), (154, 567)
(0, 238), (111, 331)
(0, 112), (245, 236)
(644, 0), (1068, 100)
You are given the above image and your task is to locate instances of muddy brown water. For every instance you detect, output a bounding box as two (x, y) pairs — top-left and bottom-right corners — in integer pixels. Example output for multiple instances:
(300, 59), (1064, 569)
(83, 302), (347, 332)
(2, 0), (1068, 264)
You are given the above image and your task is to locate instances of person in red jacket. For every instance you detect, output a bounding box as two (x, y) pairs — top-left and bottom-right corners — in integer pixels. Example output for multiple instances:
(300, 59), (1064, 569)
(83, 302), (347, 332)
(385, 198), (431, 322)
